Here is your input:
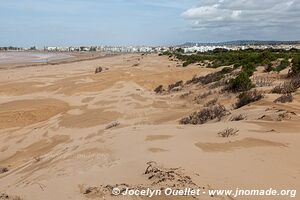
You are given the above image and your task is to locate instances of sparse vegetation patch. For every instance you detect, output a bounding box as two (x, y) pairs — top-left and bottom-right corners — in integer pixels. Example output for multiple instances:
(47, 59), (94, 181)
(230, 114), (247, 121)
(274, 93), (293, 103)
(235, 90), (263, 108)
(180, 105), (227, 125)
(218, 128), (239, 137)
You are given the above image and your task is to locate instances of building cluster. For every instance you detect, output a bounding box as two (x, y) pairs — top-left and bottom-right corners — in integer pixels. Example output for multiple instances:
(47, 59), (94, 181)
(1, 44), (299, 53)
(181, 44), (300, 53)
(0, 46), (23, 51)
(43, 46), (170, 53)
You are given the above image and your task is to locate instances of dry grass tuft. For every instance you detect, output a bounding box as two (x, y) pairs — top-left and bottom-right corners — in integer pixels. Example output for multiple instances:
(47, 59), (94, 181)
(180, 105), (227, 125)
(253, 76), (273, 87)
(105, 121), (120, 130)
(274, 93), (293, 103)
(218, 128), (239, 137)
(95, 67), (103, 74)
(204, 98), (218, 107)
(0, 193), (22, 200)
(271, 76), (300, 94)
(154, 85), (164, 94)
(230, 114), (247, 121)
(0, 167), (9, 174)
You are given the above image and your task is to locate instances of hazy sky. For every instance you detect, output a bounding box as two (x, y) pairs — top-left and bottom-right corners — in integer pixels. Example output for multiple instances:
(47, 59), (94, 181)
(0, 0), (299, 47)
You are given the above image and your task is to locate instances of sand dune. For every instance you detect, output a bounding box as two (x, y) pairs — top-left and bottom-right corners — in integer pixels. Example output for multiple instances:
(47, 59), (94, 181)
(0, 54), (299, 200)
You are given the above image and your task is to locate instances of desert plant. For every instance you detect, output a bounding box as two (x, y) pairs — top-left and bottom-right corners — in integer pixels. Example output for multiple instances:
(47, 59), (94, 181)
(0, 167), (8, 174)
(265, 62), (275, 72)
(179, 104), (227, 125)
(230, 114), (246, 121)
(194, 91), (213, 103)
(242, 63), (256, 76)
(168, 80), (183, 91)
(291, 55), (300, 75)
(95, 67), (103, 74)
(105, 121), (120, 130)
(209, 78), (227, 89)
(253, 76), (273, 87)
(179, 91), (192, 99)
(0, 193), (22, 200)
(235, 90), (263, 108)
(228, 71), (254, 92)
(271, 76), (300, 94)
(185, 75), (202, 85)
(221, 67), (234, 74)
(290, 75), (300, 89)
(218, 128), (239, 137)
(274, 93), (293, 103)
(275, 59), (289, 72)
(204, 98), (218, 107)
(271, 82), (295, 94)
(154, 85), (164, 94)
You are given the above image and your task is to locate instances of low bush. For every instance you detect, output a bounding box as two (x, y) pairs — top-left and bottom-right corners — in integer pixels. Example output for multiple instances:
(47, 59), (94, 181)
(218, 128), (239, 137)
(271, 82), (295, 94)
(274, 93), (293, 103)
(221, 67), (234, 74)
(154, 85), (164, 94)
(271, 76), (300, 94)
(179, 91), (192, 99)
(291, 55), (300, 75)
(275, 59), (289, 72)
(194, 91), (213, 103)
(204, 98), (218, 107)
(0, 193), (22, 200)
(200, 71), (225, 84)
(208, 78), (227, 89)
(179, 105), (227, 125)
(168, 80), (183, 91)
(254, 76), (273, 87)
(242, 63), (256, 76)
(228, 71), (254, 92)
(186, 68), (233, 86)
(95, 67), (103, 74)
(105, 121), (120, 130)
(185, 75), (202, 85)
(0, 167), (8, 174)
(230, 114), (246, 121)
(265, 63), (275, 72)
(235, 90), (263, 108)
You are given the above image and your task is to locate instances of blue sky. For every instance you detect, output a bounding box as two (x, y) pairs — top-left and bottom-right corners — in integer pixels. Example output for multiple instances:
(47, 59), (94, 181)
(0, 0), (299, 47)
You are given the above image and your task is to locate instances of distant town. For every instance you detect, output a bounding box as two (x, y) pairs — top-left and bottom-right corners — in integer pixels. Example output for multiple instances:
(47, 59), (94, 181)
(1, 40), (300, 53)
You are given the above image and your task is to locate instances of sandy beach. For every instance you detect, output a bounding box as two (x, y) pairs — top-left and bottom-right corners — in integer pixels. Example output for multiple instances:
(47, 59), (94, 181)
(0, 53), (299, 200)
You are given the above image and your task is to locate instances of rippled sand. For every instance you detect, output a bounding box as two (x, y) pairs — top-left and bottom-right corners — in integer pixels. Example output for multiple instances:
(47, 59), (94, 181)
(0, 53), (299, 200)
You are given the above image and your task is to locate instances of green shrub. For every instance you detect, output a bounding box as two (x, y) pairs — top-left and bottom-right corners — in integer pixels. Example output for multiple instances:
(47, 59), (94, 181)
(233, 63), (240, 69)
(228, 72), (254, 92)
(235, 90), (263, 108)
(275, 59), (289, 72)
(221, 67), (233, 74)
(242, 63), (256, 76)
(291, 56), (300, 75)
(265, 63), (274, 72)
(182, 61), (189, 67)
